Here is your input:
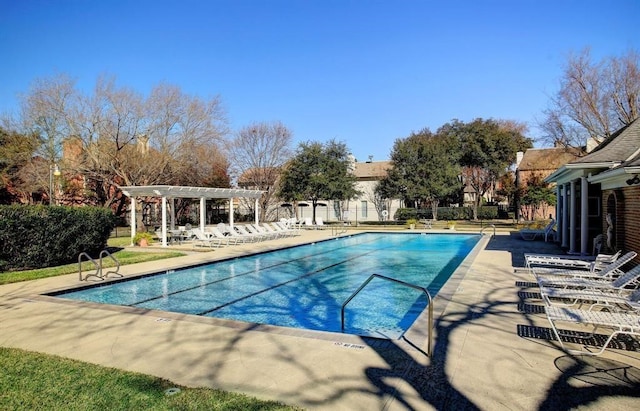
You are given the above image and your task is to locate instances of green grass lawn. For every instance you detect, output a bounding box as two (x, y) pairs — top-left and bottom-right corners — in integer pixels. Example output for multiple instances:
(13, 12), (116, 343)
(0, 347), (299, 410)
(0, 237), (185, 285)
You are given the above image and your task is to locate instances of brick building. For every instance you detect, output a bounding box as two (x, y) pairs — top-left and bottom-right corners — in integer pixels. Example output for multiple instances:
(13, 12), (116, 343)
(545, 118), (640, 262)
(516, 147), (582, 220)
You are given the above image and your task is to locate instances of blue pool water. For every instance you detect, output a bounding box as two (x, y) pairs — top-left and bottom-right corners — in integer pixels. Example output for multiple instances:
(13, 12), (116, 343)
(55, 233), (479, 338)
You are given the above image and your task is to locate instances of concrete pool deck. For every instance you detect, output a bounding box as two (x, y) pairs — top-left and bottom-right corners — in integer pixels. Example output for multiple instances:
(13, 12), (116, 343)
(1, 229), (639, 410)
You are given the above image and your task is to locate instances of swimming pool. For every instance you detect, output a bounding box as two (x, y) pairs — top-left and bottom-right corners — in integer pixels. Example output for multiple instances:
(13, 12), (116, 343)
(54, 233), (480, 339)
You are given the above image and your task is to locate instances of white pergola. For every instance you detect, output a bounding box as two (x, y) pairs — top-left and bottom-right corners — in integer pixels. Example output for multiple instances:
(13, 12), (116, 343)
(120, 185), (263, 247)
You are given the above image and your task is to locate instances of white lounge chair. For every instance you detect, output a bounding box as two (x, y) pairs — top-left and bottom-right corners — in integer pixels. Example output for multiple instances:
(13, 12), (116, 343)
(541, 286), (640, 312)
(525, 251), (621, 272)
(258, 223), (282, 239)
(545, 305), (640, 355)
(533, 251), (637, 283)
(537, 263), (640, 291)
(206, 227), (235, 246)
(316, 217), (327, 229)
(519, 219), (555, 241)
(269, 222), (293, 237)
(235, 225), (263, 242)
(191, 228), (224, 249)
(303, 217), (315, 229)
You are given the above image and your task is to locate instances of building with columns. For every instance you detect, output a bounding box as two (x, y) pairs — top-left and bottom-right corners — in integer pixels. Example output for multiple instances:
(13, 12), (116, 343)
(545, 118), (640, 262)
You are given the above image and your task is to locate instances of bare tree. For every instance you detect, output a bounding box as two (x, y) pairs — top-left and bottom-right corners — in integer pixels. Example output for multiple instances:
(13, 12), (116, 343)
(14, 74), (79, 202)
(230, 121), (293, 221)
(11, 74), (230, 216)
(539, 48), (640, 149)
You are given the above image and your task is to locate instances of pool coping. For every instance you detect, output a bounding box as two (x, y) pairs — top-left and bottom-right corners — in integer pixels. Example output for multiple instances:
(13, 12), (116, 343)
(36, 230), (487, 350)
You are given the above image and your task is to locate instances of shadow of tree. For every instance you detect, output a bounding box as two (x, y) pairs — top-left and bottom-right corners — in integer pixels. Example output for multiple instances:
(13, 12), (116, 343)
(3, 233), (640, 410)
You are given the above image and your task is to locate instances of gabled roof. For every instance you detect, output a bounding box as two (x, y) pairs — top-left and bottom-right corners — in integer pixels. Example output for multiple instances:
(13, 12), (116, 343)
(573, 118), (640, 166)
(353, 161), (391, 178)
(545, 118), (640, 186)
(517, 147), (581, 171)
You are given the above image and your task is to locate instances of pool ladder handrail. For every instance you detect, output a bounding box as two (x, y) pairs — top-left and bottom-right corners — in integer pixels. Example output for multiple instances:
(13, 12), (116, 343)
(78, 249), (122, 281)
(331, 223), (348, 237)
(480, 224), (496, 237)
(341, 273), (433, 357)
(78, 252), (101, 281)
(100, 249), (122, 279)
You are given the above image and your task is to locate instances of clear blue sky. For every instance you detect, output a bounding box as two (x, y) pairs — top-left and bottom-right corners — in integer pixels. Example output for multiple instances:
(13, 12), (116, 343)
(1, 0), (638, 161)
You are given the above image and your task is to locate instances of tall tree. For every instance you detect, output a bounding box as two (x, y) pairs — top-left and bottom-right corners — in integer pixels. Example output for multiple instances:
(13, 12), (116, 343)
(229, 121), (293, 221)
(0, 127), (40, 203)
(440, 119), (532, 220)
(539, 48), (640, 149)
(379, 130), (461, 220)
(520, 174), (556, 220)
(277, 140), (358, 223)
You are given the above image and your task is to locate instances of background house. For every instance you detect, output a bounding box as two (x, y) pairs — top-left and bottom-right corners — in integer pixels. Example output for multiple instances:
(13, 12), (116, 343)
(295, 160), (403, 224)
(515, 147), (582, 220)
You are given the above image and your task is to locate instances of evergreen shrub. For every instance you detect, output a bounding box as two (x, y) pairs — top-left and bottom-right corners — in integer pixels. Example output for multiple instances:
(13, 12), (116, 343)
(0, 205), (115, 271)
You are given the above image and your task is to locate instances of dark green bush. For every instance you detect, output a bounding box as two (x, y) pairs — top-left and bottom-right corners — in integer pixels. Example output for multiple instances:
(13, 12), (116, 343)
(0, 205), (115, 271)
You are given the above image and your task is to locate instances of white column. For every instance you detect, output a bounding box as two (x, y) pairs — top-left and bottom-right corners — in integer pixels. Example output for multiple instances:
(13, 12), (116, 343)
(200, 197), (206, 230)
(555, 184), (561, 242)
(170, 198), (176, 229)
(130, 197), (137, 246)
(254, 198), (259, 224)
(569, 180), (577, 253)
(562, 185), (568, 247)
(161, 196), (168, 247)
(580, 177), (589, 255)
(229, 197), (234, 228)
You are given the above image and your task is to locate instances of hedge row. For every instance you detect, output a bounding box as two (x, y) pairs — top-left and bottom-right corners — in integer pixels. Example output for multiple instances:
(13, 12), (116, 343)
(394, 206), (500, 221)
(0, 205), (115, 271)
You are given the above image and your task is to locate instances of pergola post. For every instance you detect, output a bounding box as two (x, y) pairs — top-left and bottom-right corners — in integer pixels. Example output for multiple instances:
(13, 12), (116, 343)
(200, 197), (206, 230)
(229, 197), (234, 228)
(170, 198), (176, 230)
(254, 198), (259, 224)
(161, 196), (168, 247)
(130, 197), (137, 246)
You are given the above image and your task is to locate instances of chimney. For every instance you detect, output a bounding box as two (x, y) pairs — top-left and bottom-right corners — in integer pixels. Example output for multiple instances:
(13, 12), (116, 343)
(516, 151), (524, 169)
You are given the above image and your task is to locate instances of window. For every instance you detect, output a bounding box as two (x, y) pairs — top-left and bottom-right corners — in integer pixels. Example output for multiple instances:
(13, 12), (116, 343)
(361, 201), (368, 218)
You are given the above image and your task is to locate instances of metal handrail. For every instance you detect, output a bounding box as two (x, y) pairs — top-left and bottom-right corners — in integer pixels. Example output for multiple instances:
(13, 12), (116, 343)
(341, 273), (433, 356)
(331, 224), (348, 237)
(99, 249), (122, 279)
(78, 252), (102, 281)
(480, 224), (496, 237)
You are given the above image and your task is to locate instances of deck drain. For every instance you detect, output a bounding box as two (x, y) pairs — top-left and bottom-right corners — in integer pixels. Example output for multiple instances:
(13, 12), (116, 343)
(165, 387), (181, 396)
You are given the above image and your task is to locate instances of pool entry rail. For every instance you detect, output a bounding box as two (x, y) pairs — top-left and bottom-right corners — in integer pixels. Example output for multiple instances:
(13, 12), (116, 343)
(480, 224), (496, 237)
(341, 273), (434, 356)
(78, 249), (122, 281)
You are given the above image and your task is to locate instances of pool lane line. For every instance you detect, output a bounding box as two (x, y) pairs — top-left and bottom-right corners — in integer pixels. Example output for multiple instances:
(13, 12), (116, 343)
(195, 235), (423, 316)
(125, 234), (390, 307)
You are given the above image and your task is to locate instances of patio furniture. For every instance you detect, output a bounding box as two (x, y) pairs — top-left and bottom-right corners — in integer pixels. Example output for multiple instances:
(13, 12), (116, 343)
(519, 219), (555, 241)
(533, 251), (637, 283)
(525, 251), (622, 272)
(537, 263), (640, 291)
(191, 228), (224, 248)
(545, 305), (640, 355)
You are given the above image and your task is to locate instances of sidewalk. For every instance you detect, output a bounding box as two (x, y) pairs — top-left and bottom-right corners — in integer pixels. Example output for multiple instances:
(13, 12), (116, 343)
(1, 230), (639, 410)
